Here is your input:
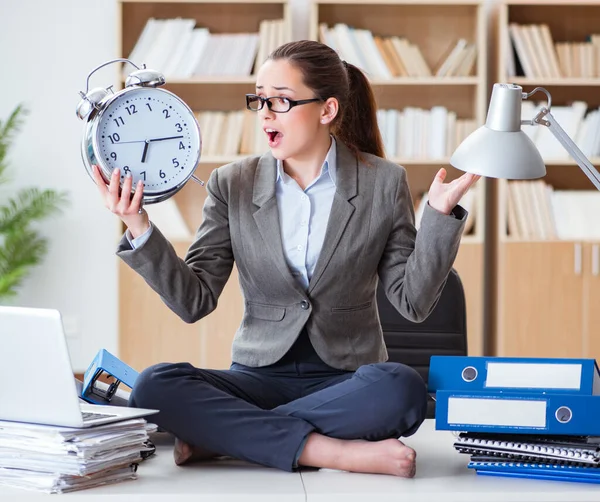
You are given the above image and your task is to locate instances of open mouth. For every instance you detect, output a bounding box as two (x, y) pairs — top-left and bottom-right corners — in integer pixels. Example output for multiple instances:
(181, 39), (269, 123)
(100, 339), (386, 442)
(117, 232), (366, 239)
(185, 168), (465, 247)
(265, 128), (283, 146)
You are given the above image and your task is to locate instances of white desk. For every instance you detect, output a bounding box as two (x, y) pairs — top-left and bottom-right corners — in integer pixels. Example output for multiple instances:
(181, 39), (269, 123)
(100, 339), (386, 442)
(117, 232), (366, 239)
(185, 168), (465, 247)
(2, 420), (600, 501)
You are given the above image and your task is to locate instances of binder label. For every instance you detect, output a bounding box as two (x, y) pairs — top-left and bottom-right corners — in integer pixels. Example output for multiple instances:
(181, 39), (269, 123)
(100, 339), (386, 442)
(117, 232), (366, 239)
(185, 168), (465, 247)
(486, 362), (582, 389)
(448, 397), (547, 427)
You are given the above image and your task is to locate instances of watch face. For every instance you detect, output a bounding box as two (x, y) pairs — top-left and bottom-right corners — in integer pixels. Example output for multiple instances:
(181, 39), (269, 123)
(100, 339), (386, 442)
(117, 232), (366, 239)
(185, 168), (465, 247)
(95, 87), (201, 196)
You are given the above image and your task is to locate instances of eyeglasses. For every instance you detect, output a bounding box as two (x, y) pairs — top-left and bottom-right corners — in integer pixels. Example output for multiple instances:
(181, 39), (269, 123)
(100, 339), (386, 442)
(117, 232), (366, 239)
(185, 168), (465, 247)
(245, 94), (322, 113)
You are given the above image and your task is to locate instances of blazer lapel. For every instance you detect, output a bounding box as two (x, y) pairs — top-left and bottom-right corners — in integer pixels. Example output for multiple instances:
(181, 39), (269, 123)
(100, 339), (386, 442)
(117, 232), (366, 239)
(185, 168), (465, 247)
(252, 151), (306, 298)
(307, 141), (358, 294)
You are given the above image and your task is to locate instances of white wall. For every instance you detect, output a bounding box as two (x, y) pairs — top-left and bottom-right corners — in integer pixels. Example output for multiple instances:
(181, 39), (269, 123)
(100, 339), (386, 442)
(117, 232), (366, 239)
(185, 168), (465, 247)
(0, 0), (120, 372)
(0, 0), (498, 372)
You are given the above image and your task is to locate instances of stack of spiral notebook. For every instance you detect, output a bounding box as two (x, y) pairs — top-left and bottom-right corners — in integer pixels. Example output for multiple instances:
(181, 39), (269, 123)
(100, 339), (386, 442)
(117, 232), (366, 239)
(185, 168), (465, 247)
(454, 431), (600, 483)
(428, 355), (600, 484)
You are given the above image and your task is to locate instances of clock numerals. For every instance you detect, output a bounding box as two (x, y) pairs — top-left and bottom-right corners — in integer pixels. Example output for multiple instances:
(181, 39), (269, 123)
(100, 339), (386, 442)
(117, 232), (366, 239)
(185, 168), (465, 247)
(140, 171), (147, 181)
(172, 158), (180, 168)
(110, 152), (117, 161)
(113, 116), (125, 128)
(175, 123), (183, 133)
(159, 170), (166, 179)
(108, 133), (121, 144)
(179, 141), (185, 150)
(125, 104), (137, 116)
(123, 166), (131, 175)
(146, 102), (153, 112)
(163, 109), (171, 119)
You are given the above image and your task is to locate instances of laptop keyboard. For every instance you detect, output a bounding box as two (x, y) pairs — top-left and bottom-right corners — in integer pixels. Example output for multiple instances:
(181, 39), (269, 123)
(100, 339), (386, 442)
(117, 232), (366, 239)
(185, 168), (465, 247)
(81, 411), (118, 421)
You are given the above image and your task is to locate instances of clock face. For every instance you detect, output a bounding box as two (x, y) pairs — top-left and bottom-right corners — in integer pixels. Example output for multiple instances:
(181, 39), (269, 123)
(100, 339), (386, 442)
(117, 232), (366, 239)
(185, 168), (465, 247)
(95, 87), (201, 195)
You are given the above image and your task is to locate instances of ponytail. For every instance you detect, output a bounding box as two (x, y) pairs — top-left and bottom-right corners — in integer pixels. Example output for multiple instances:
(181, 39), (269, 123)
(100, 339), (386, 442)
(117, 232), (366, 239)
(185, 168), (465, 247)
(269, 41), (385, 160)
(334, 61), (385, 159)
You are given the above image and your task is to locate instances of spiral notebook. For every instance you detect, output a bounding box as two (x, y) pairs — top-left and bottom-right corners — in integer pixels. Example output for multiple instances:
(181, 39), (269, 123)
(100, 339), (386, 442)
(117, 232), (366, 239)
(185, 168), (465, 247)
(468, 461), (600, 484)
(454, 432), (600, 466)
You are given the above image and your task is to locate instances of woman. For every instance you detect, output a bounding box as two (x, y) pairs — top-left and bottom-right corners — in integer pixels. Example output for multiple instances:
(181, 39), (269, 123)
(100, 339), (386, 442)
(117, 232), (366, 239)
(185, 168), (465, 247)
(92, 40), (479, 478)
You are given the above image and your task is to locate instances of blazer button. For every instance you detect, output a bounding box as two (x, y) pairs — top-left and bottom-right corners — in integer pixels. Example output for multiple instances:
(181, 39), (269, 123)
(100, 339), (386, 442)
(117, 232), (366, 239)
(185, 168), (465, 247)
(300, 300), (310, 310)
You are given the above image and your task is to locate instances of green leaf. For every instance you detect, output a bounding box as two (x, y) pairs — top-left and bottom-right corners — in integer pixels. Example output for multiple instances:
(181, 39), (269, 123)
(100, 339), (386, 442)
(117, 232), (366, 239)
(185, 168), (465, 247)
(0, 104), (27, 185)
(0, 188), (69, 234)
(0, 104), (69, 300)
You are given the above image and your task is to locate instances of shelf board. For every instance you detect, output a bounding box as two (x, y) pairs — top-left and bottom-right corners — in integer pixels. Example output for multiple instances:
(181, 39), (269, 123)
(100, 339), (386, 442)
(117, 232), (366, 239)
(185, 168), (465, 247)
(370, 77), (481, 86)
(507, 77), (600, 87)
(504, 0), (600, 5)
(135, 76), (481, 86)
(314, 0), (481, 4)
(541, 158), (600, 166)
(198, 156), (456, 165)
(392, 158), (453, 165)
(120, 0), (286, 3)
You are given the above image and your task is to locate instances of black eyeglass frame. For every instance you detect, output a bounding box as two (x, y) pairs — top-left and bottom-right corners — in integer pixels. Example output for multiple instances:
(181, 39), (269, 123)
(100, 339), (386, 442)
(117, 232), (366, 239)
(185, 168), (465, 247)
(245, 94), (323, 113)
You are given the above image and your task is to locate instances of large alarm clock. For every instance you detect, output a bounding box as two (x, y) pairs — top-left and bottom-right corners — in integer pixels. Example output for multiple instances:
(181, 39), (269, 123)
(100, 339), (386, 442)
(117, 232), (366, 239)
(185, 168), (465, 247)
(76, 58), (203, 204)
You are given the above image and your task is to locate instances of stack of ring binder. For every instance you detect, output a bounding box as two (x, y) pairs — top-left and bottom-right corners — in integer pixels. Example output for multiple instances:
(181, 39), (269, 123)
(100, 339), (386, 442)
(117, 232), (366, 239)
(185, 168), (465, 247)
(428, 356), (600, 483)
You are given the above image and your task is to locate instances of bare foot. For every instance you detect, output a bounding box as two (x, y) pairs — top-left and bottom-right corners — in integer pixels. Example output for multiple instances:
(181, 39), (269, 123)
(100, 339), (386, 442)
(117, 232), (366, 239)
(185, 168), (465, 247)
(339, 438), (416, 477)
(299, 433), (416, 478)
(173, 438), (219, 466)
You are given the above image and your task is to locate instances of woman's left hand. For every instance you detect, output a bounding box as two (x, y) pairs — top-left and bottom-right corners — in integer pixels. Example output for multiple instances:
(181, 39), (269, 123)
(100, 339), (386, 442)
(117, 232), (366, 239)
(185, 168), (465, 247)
(427, 168), (481, 215)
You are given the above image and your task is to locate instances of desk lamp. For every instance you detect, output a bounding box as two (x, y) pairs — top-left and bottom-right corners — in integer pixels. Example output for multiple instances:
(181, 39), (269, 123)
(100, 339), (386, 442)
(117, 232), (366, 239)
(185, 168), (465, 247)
(450, 83), (600, 190)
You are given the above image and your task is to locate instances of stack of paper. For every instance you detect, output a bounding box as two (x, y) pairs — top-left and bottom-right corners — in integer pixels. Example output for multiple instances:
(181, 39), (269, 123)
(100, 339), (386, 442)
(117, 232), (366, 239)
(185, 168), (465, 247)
(0, 418), (153, 493)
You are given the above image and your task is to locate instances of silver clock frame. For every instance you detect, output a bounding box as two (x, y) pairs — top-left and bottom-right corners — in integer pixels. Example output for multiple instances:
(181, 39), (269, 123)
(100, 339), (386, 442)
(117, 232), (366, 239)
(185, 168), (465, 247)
(77, 58), (203, 205)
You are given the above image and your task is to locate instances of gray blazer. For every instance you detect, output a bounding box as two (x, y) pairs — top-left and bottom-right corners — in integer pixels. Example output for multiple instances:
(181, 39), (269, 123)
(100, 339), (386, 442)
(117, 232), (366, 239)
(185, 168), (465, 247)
(117, 140), (466, 370)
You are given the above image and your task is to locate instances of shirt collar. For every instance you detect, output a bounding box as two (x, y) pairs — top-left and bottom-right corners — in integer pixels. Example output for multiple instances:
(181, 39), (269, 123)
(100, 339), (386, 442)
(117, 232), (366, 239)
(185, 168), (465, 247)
(276, 136), (338, 187)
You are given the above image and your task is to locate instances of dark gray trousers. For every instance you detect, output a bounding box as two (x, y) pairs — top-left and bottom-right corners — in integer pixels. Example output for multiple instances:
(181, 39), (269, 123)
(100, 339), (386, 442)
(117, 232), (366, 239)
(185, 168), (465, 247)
(129, 331), (428, 472)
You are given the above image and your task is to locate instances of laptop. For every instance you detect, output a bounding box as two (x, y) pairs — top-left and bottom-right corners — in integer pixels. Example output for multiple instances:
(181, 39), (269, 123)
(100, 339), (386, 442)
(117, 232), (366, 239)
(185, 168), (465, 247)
(0, 305), (158, 428)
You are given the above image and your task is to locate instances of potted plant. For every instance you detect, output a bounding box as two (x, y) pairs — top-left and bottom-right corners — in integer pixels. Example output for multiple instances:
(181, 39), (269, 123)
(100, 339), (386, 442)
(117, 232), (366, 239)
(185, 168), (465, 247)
(0, 105), (69, 299)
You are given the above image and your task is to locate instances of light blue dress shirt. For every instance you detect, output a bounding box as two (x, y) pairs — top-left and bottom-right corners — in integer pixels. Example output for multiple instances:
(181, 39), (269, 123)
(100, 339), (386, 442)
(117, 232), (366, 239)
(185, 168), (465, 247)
(129, 138), (338, 292)
(275, 137), (337, 290)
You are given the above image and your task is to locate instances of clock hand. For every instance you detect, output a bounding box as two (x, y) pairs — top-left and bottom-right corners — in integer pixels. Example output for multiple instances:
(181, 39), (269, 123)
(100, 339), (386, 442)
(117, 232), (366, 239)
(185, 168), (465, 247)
(112, 139), (146, 145)
(147, 135), (184, 143)
(141, 140), (150, 163)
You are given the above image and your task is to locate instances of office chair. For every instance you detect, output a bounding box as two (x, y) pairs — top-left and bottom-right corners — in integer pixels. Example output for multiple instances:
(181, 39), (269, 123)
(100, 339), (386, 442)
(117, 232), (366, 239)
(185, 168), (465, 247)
(377, 269), (467, 418)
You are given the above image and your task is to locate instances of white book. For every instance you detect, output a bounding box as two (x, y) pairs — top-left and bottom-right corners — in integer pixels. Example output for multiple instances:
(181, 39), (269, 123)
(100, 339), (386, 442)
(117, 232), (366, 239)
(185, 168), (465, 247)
(446, 111), (457, 156)
(319, 23), (338, 53)
(410, 44), (432, 77)
(238, 34), (260, 76)
(385, 109), (398, 157)
(428, 106), (447, 159)
(535, 102), (587, 160)
(206, 34), (229, 76)
(333, 24), (368, 75)
(177, 28), (210, 78)
(575, 110), (599, 158)
(253, 19), (270, 73)
(402, 107), (416, 159)
(359, 29), (393, 79)
(125, 18), (162, 76)
(435, 39), (467, 77)
(143, 18), (183, 74)
(162, 19), (196, 78)
(193, 35), (219, 76)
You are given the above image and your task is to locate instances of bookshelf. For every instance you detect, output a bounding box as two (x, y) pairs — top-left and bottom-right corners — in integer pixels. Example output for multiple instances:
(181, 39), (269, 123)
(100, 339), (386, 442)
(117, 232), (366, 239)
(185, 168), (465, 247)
(310, 0), (488, 356)
(495, 0), (600, 359)
(117, 0), (291, 371)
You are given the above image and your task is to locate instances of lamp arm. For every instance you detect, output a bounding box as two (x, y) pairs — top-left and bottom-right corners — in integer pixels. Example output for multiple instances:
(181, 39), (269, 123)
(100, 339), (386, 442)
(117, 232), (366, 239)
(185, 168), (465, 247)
(534, 109), (600, 191)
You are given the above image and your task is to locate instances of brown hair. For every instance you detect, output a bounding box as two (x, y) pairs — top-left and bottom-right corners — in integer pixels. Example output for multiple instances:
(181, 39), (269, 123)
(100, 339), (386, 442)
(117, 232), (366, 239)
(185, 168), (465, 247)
(269, 40), (385, 159)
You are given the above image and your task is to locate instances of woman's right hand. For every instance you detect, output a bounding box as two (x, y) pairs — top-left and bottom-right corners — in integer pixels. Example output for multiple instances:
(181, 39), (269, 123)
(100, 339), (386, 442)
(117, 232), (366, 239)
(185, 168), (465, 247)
(91, 164), (150, 239)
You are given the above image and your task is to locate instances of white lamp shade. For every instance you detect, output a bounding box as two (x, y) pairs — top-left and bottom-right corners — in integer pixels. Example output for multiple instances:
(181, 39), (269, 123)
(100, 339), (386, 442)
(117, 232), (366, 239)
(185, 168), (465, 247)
(450, 125), (546, 179)
(450, 83), (546, 179)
